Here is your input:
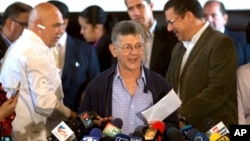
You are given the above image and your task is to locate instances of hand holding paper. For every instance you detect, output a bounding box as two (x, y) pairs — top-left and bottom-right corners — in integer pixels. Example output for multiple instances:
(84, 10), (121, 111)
(141, 89), (182, 122)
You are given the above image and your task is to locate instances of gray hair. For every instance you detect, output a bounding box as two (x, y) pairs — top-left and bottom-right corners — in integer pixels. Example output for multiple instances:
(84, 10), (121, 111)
(111, 20), (145, 44)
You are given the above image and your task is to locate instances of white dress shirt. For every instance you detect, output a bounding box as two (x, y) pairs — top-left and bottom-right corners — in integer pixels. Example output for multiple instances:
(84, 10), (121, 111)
(0, 29), (70, 141)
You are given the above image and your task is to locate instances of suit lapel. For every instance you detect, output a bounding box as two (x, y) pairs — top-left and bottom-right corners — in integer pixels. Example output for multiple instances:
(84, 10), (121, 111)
(180, 27), (212, 76)
(0, 34), (8, 59)
(61, 35), (76, 79)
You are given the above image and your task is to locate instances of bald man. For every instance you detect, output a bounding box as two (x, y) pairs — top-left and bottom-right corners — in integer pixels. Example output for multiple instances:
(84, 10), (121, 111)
(0, 3), (76, 141)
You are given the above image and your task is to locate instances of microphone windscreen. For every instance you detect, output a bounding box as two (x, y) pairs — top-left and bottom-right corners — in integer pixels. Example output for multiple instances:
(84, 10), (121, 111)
(103, 118), (123, 138)
(187, 128), (199, 141)
(89, 128), (102, 138)
(167, 127), (185, 141)
(114, 134), (130, 141)
(111, 118), (123, 129)
(130, 131), (145, 141)
(187, 129), (209, 141)
(209, 132), (222, 141)
(151, 121), (165, 134)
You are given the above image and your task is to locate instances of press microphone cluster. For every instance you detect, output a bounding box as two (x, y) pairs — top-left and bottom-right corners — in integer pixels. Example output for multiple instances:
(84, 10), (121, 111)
(47, 111), (97, 141)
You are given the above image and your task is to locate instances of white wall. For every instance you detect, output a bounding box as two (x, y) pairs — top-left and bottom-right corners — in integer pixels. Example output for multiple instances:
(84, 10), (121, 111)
(0, 0), (249, 13)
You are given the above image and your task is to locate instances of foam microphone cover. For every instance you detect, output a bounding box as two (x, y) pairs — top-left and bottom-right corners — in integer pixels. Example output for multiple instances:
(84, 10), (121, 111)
(130, 131), (145, 141)
(81, 128), (102, 141)
(187, 128), (209, 141)
(89, 128), (102, 138)
(151, 121), (165, 134)
(167, 127), (185, 141)
(112, 118), (123, 129)
(103, 118), (123, 137)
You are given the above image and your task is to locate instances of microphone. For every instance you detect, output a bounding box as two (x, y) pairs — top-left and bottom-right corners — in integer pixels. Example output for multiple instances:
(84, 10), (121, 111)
(187, 128), (209, 141)
(81, 128), (102, 141)
(150, 121), (165, 141)
(205, 121), (229, 137)
(166, 127), (185, 141)
(78, 111), (97, 129)
(130, 131), (145, 141)
(151, 121), (165, 135)
(51, 121), (76, 141)
(114, 134), (130, 141)
(47, 111), (97, 141)
(144, 128), (158, 141)
(67, 111), (98, 140)
(103, 118), (123, 138)
(209, 132), (230, 141)
(180, 124), (192, 140)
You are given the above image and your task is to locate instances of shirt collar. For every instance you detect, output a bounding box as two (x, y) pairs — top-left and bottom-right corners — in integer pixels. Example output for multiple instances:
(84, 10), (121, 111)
(114, 64), (146, 85)
(0, 32), (11, 47)
(182, 21), (209, 48)
(147, 20), (157, 37)
(57, 32), (67, 47)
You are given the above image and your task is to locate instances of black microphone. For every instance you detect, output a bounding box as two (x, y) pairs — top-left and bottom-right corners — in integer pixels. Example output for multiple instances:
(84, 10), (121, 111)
(187, 128), (209, 141)
(114, 133), (130, 141)
(67, 111), (98, 140)
(130, 131), (145, 141)
(166, 127), (185, 141)
(47, 111), (97, 141)
(103, 118), (123, 138)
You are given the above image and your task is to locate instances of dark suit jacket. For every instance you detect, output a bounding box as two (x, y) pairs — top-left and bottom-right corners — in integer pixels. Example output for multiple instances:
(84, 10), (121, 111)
(0, 33), (9, 60)
(78, 63), (179, 131)
(225, 29), (250, 66)
(62, 34), (100, 112)
(166, 26), (238, 132)
(150, 22), (178, 77)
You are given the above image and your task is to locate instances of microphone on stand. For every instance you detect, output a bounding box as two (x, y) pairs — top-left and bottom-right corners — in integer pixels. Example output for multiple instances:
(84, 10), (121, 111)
(187, 128), (209, 141)
(166, 127), (185, 141)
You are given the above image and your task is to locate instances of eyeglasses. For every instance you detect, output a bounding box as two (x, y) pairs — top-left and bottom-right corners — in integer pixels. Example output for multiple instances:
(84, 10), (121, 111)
(11, 18), (28, 27)
(116, 43), (144, 53)
(167, 16), (181, 25)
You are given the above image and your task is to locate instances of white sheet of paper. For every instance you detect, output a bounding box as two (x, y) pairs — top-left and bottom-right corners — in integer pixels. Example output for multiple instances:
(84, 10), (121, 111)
(141, 89), (182, 122)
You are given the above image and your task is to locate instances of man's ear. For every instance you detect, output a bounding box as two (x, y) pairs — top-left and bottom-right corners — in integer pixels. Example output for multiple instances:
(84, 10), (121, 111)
(5, 18), (13, 30)
(223, 13), (228, 24)
(109, 44), (117, 57)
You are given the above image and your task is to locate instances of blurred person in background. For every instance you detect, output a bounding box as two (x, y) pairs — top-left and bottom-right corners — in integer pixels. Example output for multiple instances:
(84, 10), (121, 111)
(0, 2), (32, 60)
(236, 22), (250, 124)
(203, 0), (250, 66)
(124, 0), (178, 77)
(48, 0), (100, 113)
(0, 82), (18, 141)
(78, 5), (117, 72)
